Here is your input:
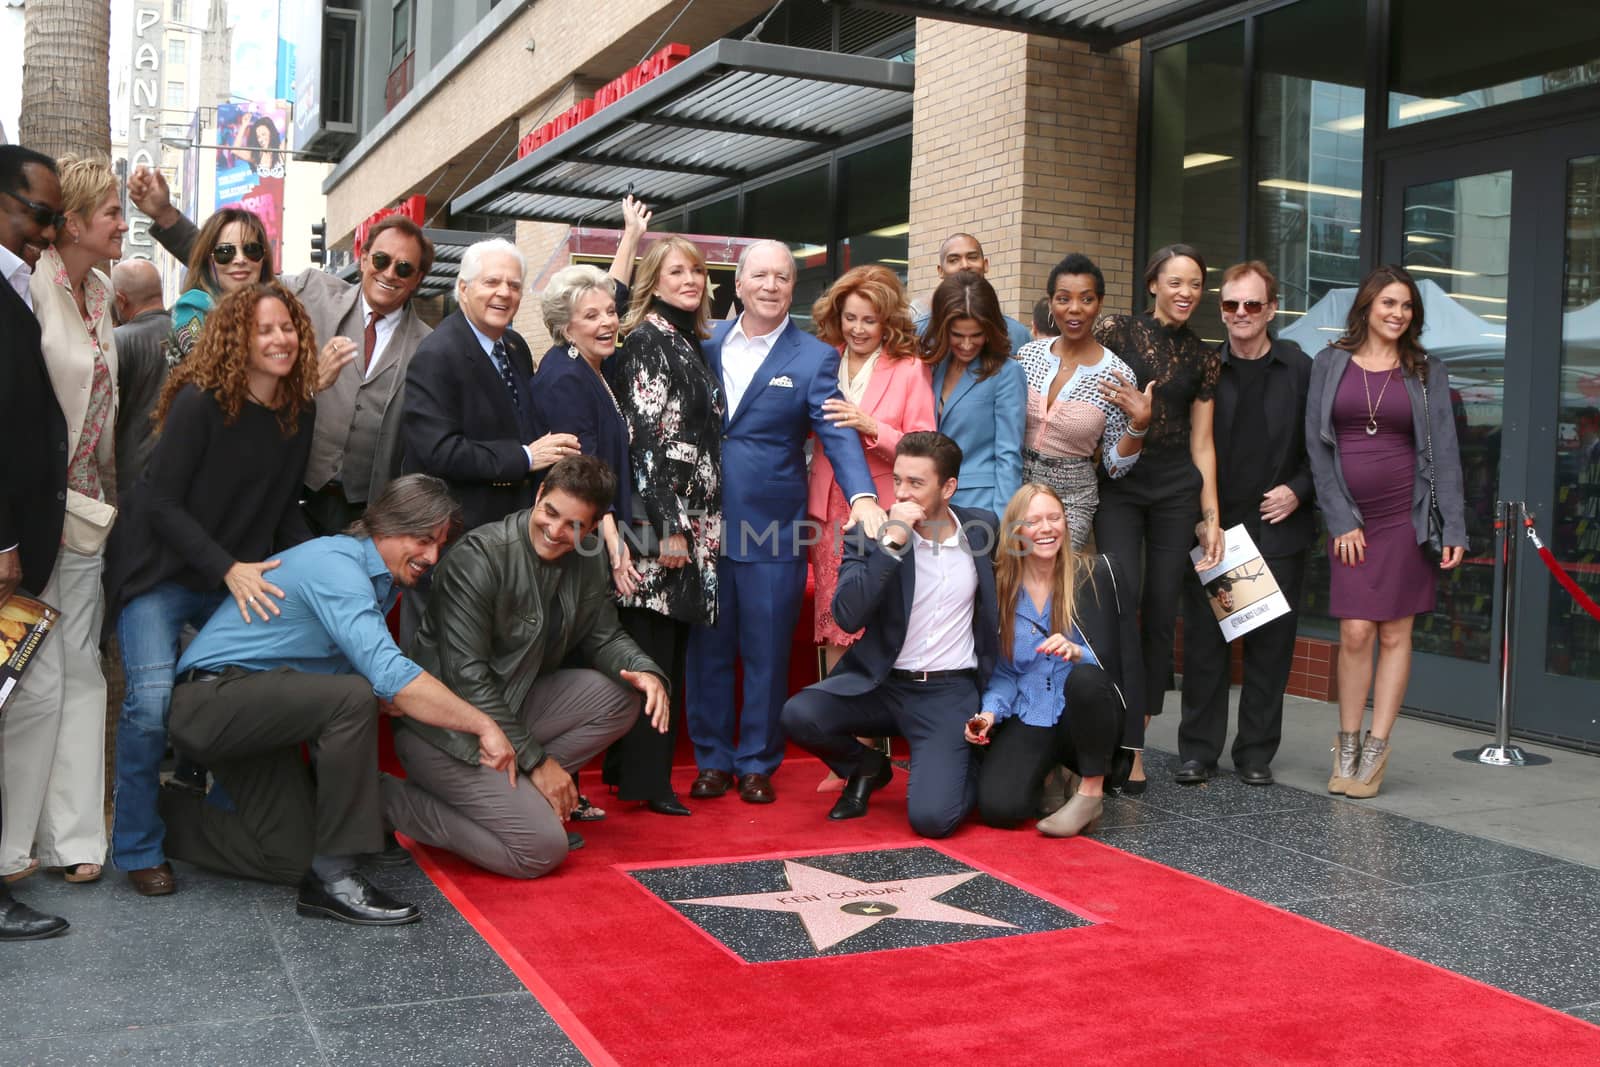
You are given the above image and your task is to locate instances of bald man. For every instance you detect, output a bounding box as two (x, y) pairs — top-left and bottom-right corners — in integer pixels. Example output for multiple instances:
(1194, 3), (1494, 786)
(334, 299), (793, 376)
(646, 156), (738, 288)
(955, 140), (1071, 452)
(111, 258), (172, 492)
(911, 233), (1031, 355)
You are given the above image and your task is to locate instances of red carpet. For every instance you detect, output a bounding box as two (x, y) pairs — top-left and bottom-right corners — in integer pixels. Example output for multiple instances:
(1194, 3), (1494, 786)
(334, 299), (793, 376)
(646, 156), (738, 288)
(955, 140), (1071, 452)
(404, 760), (1600, 1067)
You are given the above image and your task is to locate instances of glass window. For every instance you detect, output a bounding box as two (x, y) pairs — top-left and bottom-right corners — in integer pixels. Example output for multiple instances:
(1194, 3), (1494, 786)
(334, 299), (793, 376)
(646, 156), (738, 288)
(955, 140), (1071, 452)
(1548, 155), (1600, 680)
(838, 137), (910, 282)
(167, 37), (186, 67)
(689, 196), (737, 236)
(1147, 25), (1244, 342)
(391, 0), (413, 67)
(165, 81), (185, 109)
(1389, 1), (1600, 127)
(743, 166), (830, 329)
(1250, 0), (1366, 323)
(170, 0), (185, 22)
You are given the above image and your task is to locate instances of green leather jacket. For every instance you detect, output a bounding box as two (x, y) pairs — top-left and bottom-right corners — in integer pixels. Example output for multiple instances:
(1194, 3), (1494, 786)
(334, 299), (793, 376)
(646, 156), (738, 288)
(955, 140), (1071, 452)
(400, 509), (663, 771)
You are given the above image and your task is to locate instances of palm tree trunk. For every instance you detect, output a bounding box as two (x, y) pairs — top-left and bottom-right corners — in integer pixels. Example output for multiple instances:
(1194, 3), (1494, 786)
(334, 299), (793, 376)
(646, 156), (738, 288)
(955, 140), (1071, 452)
(20, 0), (112, 160)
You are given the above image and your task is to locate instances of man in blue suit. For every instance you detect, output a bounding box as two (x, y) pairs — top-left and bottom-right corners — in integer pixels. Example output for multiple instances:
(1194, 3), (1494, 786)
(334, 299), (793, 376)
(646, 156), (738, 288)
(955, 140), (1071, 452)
(782, 432), (998, 838)
(687, 240), (885, 805)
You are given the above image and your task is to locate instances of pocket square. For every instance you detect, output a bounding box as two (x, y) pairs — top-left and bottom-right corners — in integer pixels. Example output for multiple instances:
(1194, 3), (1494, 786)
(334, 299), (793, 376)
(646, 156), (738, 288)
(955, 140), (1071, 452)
(768, 374), (795, 388)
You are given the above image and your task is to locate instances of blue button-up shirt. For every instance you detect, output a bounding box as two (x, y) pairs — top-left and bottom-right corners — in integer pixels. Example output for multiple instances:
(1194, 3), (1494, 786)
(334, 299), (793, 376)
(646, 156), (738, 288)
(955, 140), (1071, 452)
(178, 535), (425, 701)
(982, 593), (1099, 727)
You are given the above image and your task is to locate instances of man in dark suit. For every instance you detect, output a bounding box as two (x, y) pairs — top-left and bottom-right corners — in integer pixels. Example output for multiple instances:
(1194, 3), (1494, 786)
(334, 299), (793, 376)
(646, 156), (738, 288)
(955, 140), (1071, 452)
(0, 144), (70, 939)
(782, 432), (998, 838)
(1177, 261), (1314, 786)
(686, 240), (885, 805)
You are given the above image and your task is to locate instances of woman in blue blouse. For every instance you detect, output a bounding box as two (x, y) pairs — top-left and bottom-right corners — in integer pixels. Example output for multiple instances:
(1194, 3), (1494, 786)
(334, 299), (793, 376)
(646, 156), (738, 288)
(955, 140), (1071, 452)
(923, 271), (1026, 517)
(968, 483), (1145, 837)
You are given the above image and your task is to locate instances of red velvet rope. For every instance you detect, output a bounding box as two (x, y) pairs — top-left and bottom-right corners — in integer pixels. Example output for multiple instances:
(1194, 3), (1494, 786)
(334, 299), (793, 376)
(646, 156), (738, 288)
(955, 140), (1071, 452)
(1525, 518), (1600, 624)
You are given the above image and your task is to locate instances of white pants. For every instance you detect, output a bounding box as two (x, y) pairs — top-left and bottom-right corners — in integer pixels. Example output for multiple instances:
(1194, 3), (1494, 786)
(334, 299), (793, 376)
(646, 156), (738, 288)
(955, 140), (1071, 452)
(0, 547), (108, 872)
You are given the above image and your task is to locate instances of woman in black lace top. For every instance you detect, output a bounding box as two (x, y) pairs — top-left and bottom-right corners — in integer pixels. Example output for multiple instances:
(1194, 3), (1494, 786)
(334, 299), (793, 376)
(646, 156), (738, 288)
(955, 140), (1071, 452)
(1092, 244), (1225, 792)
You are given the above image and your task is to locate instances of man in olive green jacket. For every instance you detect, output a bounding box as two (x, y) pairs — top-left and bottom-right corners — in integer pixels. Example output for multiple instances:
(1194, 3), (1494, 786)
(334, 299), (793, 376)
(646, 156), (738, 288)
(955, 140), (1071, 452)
(383, 456), (668, 878)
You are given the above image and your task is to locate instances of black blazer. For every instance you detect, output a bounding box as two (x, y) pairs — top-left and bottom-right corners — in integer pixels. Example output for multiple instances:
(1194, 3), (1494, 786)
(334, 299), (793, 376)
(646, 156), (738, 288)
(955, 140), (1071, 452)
(0, 281), (69, 594)
(530, 344), (631, 522)
(401, 310), (545, 532)
(1214, 336), (1315, 557)
(817, 506), (1000, 698)
(1068, 553), (1147, 747)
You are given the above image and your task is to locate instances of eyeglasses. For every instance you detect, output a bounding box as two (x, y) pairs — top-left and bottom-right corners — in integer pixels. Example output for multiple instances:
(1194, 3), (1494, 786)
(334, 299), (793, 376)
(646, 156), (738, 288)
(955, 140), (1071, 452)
(212, 241), (266, 265)
(1220, 299), (1268, 315)
(369, 250), (418, 278)
(1, 189), (67, 231)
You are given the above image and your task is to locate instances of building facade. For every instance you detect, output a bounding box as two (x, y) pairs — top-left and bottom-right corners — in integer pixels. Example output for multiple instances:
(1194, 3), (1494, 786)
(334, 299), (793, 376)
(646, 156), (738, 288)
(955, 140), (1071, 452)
(301, 0), (1600, 748)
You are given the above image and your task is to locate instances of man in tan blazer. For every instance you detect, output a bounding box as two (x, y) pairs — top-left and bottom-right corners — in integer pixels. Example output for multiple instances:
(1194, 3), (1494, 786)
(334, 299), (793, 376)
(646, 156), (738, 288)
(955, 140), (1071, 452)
(127, 166), (434, 532)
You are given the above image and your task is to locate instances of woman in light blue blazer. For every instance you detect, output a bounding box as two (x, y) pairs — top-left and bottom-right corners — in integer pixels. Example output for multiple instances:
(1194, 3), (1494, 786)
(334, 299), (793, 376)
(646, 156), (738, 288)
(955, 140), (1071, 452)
(924, 271), (1027, 517)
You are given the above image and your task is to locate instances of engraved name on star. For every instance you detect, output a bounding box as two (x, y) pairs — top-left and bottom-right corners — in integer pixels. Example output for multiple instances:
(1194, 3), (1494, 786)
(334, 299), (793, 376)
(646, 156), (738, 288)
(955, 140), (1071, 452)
(673, 860), (1017, 952)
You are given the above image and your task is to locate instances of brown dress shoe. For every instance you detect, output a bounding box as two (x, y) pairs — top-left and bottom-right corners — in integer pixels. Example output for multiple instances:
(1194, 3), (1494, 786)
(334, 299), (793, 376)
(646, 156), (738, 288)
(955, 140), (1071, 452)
(689, 769), (735, 798)
(738, 773), (775, 804)
(128, 863), (176, 897)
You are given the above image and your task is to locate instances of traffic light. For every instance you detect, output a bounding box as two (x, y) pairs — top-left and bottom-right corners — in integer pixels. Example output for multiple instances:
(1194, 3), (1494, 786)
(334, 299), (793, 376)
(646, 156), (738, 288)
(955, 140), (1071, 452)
(310, 221), (327, 266)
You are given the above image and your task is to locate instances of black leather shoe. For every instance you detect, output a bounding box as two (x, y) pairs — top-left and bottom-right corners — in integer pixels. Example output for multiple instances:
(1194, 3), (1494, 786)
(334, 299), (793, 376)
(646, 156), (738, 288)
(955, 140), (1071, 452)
(364, 832), (414, 870)
(296, 872), (420, 926)
(1238, 765), (1275, 786)
(647, 794), (692, 816)
(689, 769), (735, 798)
(566, 831), (585, 851)
(1174, 760), (1216, 785)
(828, 759), (893, 821)
(738, 773), (776, 804)
(0, 887), (68, 940)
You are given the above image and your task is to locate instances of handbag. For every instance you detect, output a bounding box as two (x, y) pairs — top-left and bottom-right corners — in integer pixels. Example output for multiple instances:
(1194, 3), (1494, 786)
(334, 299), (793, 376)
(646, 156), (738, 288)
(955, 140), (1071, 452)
(1420, 377), (1447, 562)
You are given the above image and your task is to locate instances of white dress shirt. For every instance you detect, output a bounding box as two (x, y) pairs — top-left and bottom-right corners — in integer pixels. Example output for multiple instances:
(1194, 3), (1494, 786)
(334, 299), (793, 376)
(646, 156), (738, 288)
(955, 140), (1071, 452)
(893, 520), (979, 673)
(0, 242), (34, 311)
(359, 293), (399, 380)
(720, 314), (786, 416)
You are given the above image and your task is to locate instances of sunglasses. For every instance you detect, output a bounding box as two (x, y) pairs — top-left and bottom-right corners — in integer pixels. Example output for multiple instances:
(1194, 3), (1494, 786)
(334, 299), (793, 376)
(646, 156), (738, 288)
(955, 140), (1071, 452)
(2, 189), (67, 231)
(369, 250), (418, 278)
(1220, 299), (1267, 314)
(212, 241), (266, 265)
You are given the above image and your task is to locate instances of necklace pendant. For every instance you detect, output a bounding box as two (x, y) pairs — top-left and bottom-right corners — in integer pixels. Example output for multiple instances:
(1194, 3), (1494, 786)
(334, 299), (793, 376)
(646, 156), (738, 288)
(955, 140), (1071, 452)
(1365, 420), (1378, 436)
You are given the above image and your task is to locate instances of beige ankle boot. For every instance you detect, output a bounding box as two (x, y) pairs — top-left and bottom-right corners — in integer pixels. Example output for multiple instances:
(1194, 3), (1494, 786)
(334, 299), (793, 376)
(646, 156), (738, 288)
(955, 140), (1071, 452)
(1036, 792), (1103, 838)
(1345, 733), (1389, 798)
(1038, 765), (1079, 816)
(1328, 731), (1361, 794)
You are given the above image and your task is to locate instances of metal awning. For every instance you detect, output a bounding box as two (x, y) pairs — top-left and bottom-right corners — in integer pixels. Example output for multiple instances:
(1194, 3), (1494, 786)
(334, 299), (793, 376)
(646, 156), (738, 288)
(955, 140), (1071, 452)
(853, 0), (1245, 50)
(451, 39), (914, 225)
(335, 227), (498, 298)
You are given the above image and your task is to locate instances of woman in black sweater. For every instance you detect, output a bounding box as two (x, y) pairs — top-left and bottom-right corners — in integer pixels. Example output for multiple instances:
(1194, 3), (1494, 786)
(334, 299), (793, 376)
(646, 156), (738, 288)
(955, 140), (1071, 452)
(108, 281), (318, 896)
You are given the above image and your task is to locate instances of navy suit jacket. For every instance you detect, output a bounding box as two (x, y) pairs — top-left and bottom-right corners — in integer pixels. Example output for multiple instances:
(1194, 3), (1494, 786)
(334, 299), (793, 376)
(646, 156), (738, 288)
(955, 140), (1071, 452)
(702, 317), (876, 562)
(0, 280), (69, 594)
(816, 506), (1000, 698)
(401, 310), (544, 533)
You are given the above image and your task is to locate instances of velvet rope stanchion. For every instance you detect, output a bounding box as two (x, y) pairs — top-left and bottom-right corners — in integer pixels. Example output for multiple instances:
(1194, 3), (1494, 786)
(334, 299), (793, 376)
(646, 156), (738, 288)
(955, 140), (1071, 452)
(1453, 501), (1553, 768)
(1523, 512), (1600, 623)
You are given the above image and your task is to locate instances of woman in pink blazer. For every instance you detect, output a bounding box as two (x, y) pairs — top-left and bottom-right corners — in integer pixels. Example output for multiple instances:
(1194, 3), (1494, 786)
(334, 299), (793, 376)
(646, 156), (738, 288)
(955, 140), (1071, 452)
(808, 265), (937, 674)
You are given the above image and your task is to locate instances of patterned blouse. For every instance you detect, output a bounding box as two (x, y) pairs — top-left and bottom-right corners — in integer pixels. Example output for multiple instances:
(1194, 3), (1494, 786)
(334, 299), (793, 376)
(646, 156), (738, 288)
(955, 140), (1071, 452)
(1017, 339), (1139, 477)
(1094, 313), (1220, 460)
(45, 249), (115, 503)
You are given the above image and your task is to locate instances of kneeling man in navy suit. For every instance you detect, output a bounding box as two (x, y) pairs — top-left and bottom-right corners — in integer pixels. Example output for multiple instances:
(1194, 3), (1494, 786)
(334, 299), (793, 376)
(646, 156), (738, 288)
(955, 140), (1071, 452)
(782, 432), (998, 838)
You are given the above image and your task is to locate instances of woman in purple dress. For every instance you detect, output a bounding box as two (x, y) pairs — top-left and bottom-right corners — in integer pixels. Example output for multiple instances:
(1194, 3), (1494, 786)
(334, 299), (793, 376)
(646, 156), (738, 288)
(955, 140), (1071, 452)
(1306, 265), (1467, 799)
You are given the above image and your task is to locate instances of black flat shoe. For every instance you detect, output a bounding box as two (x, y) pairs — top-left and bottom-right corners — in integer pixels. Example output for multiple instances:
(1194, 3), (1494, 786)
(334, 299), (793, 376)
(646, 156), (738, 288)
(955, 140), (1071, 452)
(828, 758), (893, 821)
(1238, 765), (1275, 786)
(1117, 777), (1147, 796)
(1174, 760), (1216, 785)
(0, 889), (68, 940)
(566, 830), (585, 851)
(647, 795), (692, 816)
(296, 872), (419, 926)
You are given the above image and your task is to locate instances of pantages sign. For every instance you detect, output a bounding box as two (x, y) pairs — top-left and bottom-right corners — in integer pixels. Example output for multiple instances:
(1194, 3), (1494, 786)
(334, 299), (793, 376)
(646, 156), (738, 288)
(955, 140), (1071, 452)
(125, 0), (166, 261)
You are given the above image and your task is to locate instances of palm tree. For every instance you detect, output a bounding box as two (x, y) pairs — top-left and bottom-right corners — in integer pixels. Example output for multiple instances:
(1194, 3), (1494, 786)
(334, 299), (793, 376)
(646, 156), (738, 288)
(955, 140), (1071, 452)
(20, 0), (111, 159)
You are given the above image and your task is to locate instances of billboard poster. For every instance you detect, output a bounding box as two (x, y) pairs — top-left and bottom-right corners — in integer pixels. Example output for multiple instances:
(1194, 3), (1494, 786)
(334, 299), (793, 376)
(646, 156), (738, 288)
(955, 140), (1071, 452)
(215, 100), (291, 267)
(284, 0), (323, 149)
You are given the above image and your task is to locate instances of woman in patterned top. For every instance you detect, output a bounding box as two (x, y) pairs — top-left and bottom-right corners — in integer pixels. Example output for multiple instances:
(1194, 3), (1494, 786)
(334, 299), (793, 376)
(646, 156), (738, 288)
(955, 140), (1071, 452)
(1092, 244), (1225, 793)
(168, 207), (275, 361)
(602, 236), (725, 816)
(4, 156), (126, 885)
(1016, 253), (1152, 549)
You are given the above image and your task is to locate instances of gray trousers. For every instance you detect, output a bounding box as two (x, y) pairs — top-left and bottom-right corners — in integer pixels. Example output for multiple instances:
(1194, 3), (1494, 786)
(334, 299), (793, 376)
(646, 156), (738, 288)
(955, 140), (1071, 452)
(383, 669), (638, 879)
(163, 667), (385, 885)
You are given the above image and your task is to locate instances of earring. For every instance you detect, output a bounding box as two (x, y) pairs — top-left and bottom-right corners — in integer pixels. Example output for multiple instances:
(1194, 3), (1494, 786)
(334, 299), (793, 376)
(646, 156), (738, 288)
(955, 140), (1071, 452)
(568, 344), (580, 360)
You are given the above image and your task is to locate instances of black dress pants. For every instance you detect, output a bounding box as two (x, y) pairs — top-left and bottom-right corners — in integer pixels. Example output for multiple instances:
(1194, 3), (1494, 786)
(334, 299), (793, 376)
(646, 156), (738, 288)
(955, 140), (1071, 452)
(604, 607), (688, 801)
(1178, 551), (1306, 770)
(976, 665), (1123, 828)
(1093, 455), (1203, 718)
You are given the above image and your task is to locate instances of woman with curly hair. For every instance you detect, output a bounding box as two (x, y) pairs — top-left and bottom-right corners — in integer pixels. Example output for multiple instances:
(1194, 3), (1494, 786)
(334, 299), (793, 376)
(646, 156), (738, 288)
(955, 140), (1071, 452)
(106, 281), (318, 896)
(808, 264), (936, 673)
(168, 207), (275, 361)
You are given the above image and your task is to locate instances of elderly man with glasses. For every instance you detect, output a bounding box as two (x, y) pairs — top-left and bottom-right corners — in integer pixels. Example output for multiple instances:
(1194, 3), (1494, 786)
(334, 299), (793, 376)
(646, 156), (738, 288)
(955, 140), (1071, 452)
(128, 167), (434, 534)
(1175, 260), (1314, 788)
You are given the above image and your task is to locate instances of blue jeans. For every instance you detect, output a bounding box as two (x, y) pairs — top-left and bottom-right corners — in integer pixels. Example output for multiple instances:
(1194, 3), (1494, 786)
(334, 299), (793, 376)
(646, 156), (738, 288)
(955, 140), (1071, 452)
(112, 582), (227, 870)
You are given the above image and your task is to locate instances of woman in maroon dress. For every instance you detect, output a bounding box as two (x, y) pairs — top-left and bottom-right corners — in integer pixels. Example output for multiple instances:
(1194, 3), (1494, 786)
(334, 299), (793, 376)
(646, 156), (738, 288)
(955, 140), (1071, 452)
(1306, 266), (1467, 799)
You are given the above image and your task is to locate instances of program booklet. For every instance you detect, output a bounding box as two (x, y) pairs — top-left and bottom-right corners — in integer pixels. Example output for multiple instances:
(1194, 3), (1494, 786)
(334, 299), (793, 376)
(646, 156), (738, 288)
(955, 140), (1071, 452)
(0, 594), (61, 713)
(1190, 525), (1291, 641)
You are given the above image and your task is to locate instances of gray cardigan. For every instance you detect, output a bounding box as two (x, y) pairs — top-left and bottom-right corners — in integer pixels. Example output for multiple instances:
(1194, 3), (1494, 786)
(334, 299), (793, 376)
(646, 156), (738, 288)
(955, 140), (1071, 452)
(1305, 346), (1468, 547)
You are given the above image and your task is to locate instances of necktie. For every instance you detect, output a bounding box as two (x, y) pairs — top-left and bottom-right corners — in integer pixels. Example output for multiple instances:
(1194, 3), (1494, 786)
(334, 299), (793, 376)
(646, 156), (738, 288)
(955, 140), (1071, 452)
(362, 311), (380, 375)
(491, 339), (523, 411)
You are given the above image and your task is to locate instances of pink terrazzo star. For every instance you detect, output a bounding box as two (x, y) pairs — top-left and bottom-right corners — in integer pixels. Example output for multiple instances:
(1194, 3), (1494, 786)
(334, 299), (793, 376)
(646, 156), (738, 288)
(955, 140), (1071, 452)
(673, 860), (1018, 951)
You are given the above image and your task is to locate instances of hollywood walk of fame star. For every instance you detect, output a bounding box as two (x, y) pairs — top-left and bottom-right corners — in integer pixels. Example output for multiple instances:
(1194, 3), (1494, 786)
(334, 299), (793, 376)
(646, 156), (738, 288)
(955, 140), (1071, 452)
(673, 860), (1018, 951)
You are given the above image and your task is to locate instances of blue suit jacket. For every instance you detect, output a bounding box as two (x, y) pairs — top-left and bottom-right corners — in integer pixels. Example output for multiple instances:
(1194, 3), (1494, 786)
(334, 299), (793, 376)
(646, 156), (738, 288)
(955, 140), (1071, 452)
(815, 506), (1000, 698)
(703, 317), (876, 562)
(932, 356), (1027, 518)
